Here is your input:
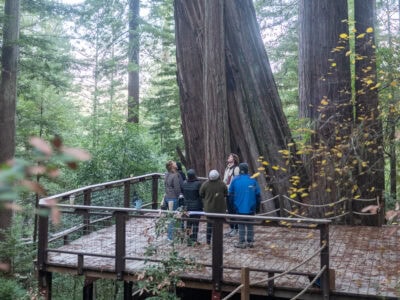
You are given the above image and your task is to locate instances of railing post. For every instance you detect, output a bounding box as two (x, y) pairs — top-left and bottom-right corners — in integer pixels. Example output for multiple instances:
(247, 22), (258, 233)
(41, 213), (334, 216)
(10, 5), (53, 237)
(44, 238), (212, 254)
(124, 182), (131, 208)
(115, 211), (127, 280)
(211, 217), (224, 299)
(267, 272), (274, 296)
(241, 267), (250, 300)
(83, 189), (92, 233)
(320, 223), (330, 300)
(151, 175), (159, 209)
(348, 198), (354, 225)
(38, 206), (52, 299)
(278, 195), (285, 217)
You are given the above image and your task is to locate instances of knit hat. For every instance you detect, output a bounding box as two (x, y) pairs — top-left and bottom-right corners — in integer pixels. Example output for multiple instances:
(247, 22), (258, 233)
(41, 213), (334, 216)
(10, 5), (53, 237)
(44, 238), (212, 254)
(239, 163), (249, 174)
(187, 169), (196, 180)
(209, 169), (220, 180)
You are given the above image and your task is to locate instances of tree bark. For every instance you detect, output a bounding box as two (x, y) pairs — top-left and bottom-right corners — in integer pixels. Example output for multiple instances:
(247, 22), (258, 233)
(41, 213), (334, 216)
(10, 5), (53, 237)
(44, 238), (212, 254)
(128, 0), (140, 123)
(299, 0), (352, 214)
(354, 0), (385, 225)
(175, 0), (306, 211)
(174, 0), (206, 176)
(203, 0), (229, 173)
(0, 0), (20, 240)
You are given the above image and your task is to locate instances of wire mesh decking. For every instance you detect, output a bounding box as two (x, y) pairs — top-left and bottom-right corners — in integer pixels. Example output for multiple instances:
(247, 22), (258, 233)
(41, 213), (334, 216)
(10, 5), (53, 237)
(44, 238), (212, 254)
(37, 173), (400, 300)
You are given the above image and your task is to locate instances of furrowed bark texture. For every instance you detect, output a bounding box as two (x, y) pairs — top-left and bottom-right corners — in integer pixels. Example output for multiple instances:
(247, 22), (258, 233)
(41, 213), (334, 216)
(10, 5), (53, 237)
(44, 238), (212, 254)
(175, 0), (307, 210)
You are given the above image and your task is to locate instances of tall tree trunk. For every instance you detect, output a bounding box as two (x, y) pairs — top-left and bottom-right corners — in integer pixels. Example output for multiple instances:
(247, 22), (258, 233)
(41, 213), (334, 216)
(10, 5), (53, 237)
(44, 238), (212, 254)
(299, 0), (352, 215)
(175, 0), (306, 210)
(354, 0), (384, 225)
(203, 0), (229, 172)
(174, 0), (206, 176)
(128, 0), (140, 123)
(0, 0), (20, 240)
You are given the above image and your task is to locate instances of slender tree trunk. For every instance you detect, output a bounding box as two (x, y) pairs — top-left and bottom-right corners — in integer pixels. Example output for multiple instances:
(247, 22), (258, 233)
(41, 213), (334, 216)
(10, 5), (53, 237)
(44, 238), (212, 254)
(128, 0), (140, 123)
(299, 0), (352, 215)
(0, 0), (20, 240)
(354, 0), (384, 225)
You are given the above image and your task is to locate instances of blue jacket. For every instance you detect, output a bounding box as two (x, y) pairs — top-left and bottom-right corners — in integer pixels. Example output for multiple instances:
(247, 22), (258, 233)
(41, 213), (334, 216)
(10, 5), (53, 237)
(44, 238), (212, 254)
(228, 174), (261, 214)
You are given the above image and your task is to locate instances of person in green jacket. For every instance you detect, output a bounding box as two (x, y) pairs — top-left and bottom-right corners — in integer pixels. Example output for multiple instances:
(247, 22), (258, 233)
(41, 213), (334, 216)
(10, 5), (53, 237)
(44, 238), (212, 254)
(200, 170), (227, 245)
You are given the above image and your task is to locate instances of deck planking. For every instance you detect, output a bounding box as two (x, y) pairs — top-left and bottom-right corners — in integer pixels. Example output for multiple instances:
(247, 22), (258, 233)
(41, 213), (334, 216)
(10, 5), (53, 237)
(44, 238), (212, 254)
(46, 216), (400, 298)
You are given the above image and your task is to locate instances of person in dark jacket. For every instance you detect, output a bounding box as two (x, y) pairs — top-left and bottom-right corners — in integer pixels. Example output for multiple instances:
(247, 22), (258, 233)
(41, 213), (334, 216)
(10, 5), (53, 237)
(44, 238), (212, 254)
(182, 169), (203, 245)
(200, 170), (227, 246)
(228, 163), (261, 249)
(176, 161), (186, 183)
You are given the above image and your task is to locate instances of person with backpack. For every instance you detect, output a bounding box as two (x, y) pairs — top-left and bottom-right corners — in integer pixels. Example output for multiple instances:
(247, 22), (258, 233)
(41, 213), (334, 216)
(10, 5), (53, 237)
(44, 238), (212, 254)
(223, 153), (240, 236)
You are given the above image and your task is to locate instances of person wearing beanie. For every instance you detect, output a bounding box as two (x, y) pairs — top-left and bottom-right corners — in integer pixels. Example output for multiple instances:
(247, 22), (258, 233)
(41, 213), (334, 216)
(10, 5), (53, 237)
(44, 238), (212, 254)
(223, 153), (240, 237)
(200, 169), (227, 246)
(228, 162), (261, 249)
(182, 169), (203, 245)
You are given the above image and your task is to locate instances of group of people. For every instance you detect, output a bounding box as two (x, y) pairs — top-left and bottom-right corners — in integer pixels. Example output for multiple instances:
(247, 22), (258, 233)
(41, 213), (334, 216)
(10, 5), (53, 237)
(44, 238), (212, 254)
(162, 154), (261, 249)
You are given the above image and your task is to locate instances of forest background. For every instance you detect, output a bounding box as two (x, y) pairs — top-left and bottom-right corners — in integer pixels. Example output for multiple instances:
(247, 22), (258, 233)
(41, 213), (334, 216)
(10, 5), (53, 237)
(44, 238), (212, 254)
(0, 0), (399, 298)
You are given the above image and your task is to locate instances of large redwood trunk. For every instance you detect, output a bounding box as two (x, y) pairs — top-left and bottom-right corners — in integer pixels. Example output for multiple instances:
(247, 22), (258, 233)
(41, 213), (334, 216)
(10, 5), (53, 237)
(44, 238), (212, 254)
(175, 0), (306, 210)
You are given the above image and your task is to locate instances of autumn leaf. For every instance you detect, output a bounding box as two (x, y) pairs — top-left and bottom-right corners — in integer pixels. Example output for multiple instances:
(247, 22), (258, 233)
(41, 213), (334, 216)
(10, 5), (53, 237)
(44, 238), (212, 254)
(62, 147), (91, 161)
(366, 27), (373, 33)
(339, 33), (348, 39)
(29, 137), (52, 156)
(251, 172), (260, 179)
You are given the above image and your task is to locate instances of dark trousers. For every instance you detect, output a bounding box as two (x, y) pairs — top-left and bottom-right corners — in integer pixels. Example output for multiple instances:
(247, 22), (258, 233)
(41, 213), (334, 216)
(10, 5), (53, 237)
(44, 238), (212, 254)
(206, 219), (213, 244)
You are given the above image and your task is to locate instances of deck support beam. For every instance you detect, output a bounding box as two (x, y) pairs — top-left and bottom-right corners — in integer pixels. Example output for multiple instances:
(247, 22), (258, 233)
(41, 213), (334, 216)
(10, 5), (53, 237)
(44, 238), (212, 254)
(38, 271), (52, 300)
(124, 281), (133, 300)
(83, 277), (95, 300)
(211, 218), (224, 299)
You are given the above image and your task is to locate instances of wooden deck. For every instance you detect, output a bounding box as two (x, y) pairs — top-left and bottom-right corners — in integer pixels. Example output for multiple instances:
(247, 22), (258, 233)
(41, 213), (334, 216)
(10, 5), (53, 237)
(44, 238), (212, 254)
(45, 216), (400, 299)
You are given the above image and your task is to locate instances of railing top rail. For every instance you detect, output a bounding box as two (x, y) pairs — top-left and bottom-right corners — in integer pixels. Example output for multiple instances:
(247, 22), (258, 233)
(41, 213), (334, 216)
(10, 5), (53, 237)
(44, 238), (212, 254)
(38, 203), (331, 225)
(39, 173), (164, 205)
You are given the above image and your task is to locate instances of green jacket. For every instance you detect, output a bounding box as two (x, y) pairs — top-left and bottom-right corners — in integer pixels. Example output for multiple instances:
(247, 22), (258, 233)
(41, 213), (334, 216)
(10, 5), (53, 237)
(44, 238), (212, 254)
(200, 179), (227, 213)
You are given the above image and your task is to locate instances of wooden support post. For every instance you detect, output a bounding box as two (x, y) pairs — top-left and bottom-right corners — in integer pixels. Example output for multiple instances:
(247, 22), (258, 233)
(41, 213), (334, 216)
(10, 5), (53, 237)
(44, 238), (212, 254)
(124, 182), (131, 208)
(38, 207), (52, 299)
(38, 271), (52, 300)
(278, 195), (285, 217)
(211, 218), (223, 298)
(124, 281), (133, 300)
(241, 267), (250, 300)
(83, 277), (95, 300)
(151, 175), (159, 209)
(320, 223), (330, 300)
(267, 272), (274, 296)
(349, 198), (354, 225)
(115, 211), (127, 280)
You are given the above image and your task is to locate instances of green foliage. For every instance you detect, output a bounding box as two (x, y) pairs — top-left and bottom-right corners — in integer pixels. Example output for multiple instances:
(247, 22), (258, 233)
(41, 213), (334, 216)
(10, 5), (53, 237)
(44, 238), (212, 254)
(76, 123), (165, 185)
(0, 277), (28, 300)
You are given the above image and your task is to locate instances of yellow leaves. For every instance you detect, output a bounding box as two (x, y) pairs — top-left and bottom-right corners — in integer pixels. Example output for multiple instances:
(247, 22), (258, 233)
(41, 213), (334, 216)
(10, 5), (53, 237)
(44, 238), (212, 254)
(278, 149), (290, 156)
(390, 81), (397, 87)
(300, 193), (309, 198)
(339, 33), (348, 39)
(320, 98), (329, 106)
(257, 167), (264, 171)
(290, 193), (297, 199)
(356, 33), (366, 39)
(271, 165), (280, 171)
(331, 62), (337, 67)
(345, 50), (352, 56)
(262, 161), (269, 166)
(251, 172), (260, 179)
(366, 27), (373, 33)
(306, 232), (314, 239)
(370, 82), (381, 90)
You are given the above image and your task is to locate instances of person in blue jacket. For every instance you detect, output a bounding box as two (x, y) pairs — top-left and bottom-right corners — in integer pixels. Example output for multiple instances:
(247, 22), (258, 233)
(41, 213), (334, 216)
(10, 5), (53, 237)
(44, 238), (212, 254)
(228, 162), (261, 248)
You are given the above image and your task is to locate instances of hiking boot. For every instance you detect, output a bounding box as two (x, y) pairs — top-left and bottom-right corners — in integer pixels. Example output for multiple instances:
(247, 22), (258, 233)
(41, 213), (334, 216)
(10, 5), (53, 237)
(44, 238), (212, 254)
(224, 229), (234, 237)
(247, 242), (254, 248)
(234, 242), (246, 249)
